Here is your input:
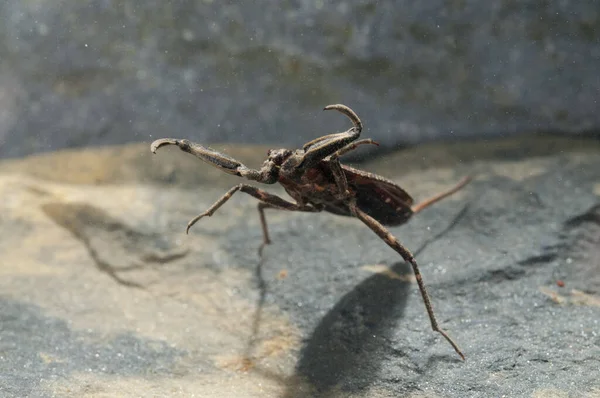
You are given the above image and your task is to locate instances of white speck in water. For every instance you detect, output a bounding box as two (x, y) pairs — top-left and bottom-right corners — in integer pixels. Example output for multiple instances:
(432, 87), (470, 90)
(182, 29), (194, 41)
(136, 69), (147, 80)
(38, 23), (49, 36)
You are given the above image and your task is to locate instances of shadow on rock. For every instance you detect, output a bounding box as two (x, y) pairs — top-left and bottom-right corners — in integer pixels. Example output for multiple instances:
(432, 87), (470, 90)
(282, 203), (471, 396)
(287, 261), (412, 396)
(41, 202), (188, 288)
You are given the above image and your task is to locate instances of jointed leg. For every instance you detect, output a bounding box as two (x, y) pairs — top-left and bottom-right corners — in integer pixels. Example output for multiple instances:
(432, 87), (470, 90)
(151, 139), (277, 183)
(324, 104), (363, 132)
(186, 183), (320, 234)
(349, 201), (465, 360)
(299, 104), (363, 169)
(257, 202), (322, 256)
(326, 139), (381, 199)
(257, 203), (273, 246)
(411, 176), (473, 214)
(301, 105), (374, 197)
(257, 202), (322, 245)
(329, 138), (379, 159)
(302, 105), (363, 151)
(302, 132), (356, 152)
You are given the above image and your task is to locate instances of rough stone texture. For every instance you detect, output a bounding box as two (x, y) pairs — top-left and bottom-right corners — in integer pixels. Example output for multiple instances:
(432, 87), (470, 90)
(1, 1), (599, 159)
(0, 136), (599, 397)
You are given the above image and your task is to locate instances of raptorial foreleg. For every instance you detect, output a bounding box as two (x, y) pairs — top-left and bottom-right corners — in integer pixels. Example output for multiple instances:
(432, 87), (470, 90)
(151, 139), (278, 183)
(299, 104), (363, 169)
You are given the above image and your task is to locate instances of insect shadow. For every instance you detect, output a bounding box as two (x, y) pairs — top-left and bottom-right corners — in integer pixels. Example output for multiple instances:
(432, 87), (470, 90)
(236, 255), (412, 397)
(292, 260), (412, 394)
(285, 203), (470, 395)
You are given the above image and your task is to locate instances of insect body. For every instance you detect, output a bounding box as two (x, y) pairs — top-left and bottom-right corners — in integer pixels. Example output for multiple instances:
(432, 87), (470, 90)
(151, 104), (470, 360)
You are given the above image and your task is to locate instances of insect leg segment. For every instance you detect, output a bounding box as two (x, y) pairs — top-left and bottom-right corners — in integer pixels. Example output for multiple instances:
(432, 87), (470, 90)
(301, 104), (364, 151)
(411, 176), (473, 214)
(302, 132), (357, 152)
(151, 139), (242, 172)
(329, 139), (380, 159)
(151, 139), (277, 183)
(257, 200), (322, 244)
(323, 104), (363, 132)
(298, 104), (364, 169)
(257, 202), (273, 245)
(324, 139), (381, 199)
(299, 129), (361, 169)
(257, 202), (323, 257)
(186, 184), (320, 235)
(319, 155), (349, 199)
(349, 201), (465, 360)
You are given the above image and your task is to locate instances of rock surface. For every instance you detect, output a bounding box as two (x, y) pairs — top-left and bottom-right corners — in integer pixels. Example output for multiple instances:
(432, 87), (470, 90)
(0, 136), (599, 397)
(1, 1), (599, 159)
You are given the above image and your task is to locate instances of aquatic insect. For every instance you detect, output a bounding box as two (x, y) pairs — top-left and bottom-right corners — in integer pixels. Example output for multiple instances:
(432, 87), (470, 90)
(151, 104), (471, 359)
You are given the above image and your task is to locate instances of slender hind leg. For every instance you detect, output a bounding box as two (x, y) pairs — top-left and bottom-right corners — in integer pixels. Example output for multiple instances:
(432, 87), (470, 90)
(411, 176), (473, 214)
(349, 201), (465, 360)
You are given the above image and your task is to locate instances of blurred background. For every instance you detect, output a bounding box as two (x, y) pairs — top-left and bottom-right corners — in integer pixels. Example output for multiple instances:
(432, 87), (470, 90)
(0, 1), (599, 159)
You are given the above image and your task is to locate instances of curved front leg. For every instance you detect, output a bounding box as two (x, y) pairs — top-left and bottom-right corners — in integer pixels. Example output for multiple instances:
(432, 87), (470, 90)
(151, 139), (277, 184)
(299, 104), (363, 169)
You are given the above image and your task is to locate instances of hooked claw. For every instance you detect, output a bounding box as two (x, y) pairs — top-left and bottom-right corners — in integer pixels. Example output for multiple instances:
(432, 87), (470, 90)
(150, 138), (190, 154)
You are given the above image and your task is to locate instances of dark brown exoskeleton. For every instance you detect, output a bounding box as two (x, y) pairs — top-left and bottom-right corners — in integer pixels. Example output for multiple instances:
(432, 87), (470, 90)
(151, 104), (471, 360)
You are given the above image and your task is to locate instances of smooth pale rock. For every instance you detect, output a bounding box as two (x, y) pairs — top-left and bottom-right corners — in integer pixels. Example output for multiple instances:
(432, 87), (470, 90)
(0, 1), (599, 159)
(0, 136), (598, 397)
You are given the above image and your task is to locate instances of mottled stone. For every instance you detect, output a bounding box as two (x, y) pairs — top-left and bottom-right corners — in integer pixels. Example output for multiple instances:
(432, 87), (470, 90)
(0, 136), (598, 396)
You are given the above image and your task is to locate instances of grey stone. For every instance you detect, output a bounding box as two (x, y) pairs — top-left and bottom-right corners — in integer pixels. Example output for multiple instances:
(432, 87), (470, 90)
(0, 1), (599, 159)
(0, 136), (598, 396)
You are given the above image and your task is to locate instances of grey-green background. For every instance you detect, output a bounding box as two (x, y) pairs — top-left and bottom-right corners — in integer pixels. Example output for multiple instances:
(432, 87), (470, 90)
(0, 1), (599, 159)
